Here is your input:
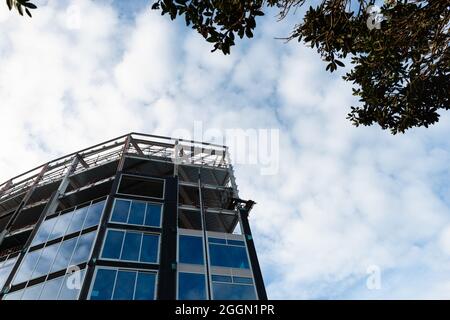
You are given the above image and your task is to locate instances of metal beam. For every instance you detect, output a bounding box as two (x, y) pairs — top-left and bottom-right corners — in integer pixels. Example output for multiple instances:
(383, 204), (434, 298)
(76, 153), (89, 169)
(130, 138), (144, 156)
(117, 135), (131, 172)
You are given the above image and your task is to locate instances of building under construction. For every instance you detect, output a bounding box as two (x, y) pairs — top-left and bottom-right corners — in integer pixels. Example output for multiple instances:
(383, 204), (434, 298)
(0, 133), (266, 300)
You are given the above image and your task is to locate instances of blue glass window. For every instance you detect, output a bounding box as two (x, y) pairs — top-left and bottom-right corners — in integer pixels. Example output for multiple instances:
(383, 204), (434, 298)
(50, 237), (77, 273)
(111, 198), (162, 227)
(4, 268), (86, 301)
(83, 200), (105, 228)
(102, 230), (125, 260)
(13, 231), (96, 287)
(233, 276), (254, 284)
(178, 273), (206, 300)
(30, 200), (104, 248)
(145, 203), (162, 227)
(13, 250), (41, 285)
(112, 270), (137, 300)
(135, 272), (156, 300)
(31, 218), (56, 246)
(179, 235), (204, 265)
(3, 289), (24, 300)
(90, 268), (117, 300)
(212, 282), (257, 300)
(227, 240), (246, 246)
(21, 283), (44, 300)
(89, 268), (157, 300)
(209, 244), (250, 269)
(59, 269), (85, 300)
(111, 199), (130, 223)
(211, 275), (232, 283)
(208, 237), (227, 244)
(140, 234), (159, 263)
(70, 231), (96, 266)
(48, 211), (73, 241)
(102, 230), (159, 264)
(0, 256), (17, 289)
(31, 242), (60, 279)
(66, 206), (88, 234)
(121, 232), (142, 261)
(128, 201), (146, 225)
(40, 276), (64, 300)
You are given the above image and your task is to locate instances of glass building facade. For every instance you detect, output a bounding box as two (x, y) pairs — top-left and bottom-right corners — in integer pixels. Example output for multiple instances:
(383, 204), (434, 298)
(0, 133), (266, 300)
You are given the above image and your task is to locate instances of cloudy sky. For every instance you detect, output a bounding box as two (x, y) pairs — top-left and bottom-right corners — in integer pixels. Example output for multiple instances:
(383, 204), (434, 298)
(1, 0), (450, 299)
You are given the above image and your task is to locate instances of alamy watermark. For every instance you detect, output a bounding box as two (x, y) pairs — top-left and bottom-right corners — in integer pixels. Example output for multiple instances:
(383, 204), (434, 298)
(171, 121), (280, 176)
(65, 265), (83, 291)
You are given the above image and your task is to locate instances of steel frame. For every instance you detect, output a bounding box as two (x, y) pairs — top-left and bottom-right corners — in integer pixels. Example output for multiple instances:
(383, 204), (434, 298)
(0, 133), (230, 214)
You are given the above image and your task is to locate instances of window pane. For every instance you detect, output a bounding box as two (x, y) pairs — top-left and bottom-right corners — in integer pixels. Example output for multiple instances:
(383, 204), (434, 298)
(31, 242), (60, 279)
(145, 203), (162, 227)
(66, 206), (88, 235)
(22, 283), (44, 300)
(83, 200), (105, 229)
(209, 244), (250, 269)
(112, 270), (137, 300)
(140, 234), (159, 263)
(3, 289), (24, 300)
(179, 235), (204, 265)
(48, 212), (73, 241)
(111, 199), (130, 223)
(13, 250), (41, 285)
(227, 240), (245, 246)
(211, 275), (232, 283)
(208, 237), (227, 244)
(121, 232), (142, 261)
(59, 269), (86, 300)
(90, 268), (117, 300)
(70, 232), (96, 266)
(40, 276), (64, 300)
(31, 218), (57, 246)
(102, 230), (124, 260)
(233, 277), (254, 284)
(178, 273), (206, 300)
(0, 257), (17, 289)
(135, 272), (156, 300)
(212, 282), (256, 300)
(128, 201), (146, 225)
(50, 237), (77, 273)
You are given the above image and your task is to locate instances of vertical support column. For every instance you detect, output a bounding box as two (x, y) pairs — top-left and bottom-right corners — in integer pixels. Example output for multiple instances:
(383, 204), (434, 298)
(0, 164), (48, 247)
(117, 134), (131, 172)
(199, 170), (212, 300)
(225, 147), (239, 198)
(157, 176), (178, 300)
(240, 207), (268, 300)
(45, 156), (79, 216)
(173, 139), (179, 177)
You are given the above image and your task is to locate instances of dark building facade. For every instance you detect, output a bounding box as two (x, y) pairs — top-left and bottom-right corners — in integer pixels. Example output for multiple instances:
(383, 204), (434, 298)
(0, 133), (266, 300)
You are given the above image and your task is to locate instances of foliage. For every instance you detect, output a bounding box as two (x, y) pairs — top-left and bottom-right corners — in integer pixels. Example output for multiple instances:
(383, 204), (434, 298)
(151, 0), (450, 133)
(5, 0), (36, 17)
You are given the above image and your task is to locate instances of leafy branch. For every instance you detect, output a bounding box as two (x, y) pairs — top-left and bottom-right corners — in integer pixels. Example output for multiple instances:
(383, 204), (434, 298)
(5, 0), (37, 17)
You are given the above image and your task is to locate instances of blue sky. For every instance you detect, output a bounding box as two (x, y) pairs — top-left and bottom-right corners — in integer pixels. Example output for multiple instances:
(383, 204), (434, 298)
(1, 0), (450, 299)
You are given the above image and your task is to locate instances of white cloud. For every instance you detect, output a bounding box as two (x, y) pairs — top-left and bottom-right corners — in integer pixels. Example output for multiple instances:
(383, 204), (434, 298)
(1, 0), (450, 299)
